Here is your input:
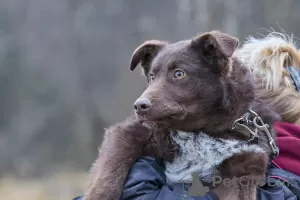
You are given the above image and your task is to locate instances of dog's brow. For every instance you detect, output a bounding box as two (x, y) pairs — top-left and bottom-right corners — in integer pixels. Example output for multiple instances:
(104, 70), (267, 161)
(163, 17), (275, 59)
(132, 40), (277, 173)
(167, 65), (176, 70)
(165, 55), (184, 69)
(151, 57), (171, 74)
(167, 58), (191, 70)
(167, 61), (176, 69)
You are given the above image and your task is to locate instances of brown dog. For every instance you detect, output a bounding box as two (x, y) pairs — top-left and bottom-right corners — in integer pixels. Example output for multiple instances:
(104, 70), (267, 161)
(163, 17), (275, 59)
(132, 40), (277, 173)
(84, 30), (280, 200)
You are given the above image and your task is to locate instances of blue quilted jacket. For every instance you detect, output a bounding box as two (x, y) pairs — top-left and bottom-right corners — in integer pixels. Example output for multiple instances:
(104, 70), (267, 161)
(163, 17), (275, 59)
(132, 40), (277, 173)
(74, 156), (300, 200)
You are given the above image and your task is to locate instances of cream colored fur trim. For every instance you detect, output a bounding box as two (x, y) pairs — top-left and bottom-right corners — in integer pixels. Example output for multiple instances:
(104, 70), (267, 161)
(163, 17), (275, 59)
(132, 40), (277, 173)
(235, 32), (300, 90)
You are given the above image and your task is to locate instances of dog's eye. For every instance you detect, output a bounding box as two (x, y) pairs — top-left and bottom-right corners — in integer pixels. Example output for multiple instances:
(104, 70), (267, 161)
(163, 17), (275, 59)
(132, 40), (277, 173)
(174, 70), (185, 79)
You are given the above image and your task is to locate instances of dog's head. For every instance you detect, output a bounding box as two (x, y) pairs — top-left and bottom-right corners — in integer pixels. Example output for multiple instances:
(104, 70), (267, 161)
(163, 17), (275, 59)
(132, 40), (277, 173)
(130, 30), (253, 132)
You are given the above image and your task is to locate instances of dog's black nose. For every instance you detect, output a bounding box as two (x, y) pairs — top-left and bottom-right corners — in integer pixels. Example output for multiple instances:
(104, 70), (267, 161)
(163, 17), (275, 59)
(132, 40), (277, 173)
(134, 98), (151, 112)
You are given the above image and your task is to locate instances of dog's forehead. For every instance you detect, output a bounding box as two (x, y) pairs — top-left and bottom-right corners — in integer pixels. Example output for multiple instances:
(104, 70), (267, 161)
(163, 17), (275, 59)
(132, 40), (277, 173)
(151, 40), (193, 71)
(165, 40), (191, 52)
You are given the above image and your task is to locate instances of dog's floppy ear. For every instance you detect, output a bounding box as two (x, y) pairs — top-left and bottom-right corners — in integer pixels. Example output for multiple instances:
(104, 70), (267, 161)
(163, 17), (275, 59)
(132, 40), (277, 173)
(192, 30), (239, 58)
(130, 40), (167, 76)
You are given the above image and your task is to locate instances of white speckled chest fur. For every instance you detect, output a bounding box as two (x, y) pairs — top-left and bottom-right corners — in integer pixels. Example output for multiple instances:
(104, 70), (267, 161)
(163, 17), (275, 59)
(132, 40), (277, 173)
(164, 131), (265, 184)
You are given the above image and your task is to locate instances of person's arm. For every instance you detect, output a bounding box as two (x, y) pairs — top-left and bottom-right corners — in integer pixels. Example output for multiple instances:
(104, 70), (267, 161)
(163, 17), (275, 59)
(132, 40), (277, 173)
(121, 156), (218, 200)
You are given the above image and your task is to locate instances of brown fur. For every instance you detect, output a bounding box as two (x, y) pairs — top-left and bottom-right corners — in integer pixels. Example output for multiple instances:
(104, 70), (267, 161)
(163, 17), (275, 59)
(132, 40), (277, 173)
(83, 116), (177, 200)
(84, 30), (280, 200)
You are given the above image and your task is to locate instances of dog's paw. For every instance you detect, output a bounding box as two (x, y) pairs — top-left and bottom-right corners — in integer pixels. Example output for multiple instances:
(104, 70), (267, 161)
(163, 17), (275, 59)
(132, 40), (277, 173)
(219, 152), (268, 177)
(105, 115), (153, 145)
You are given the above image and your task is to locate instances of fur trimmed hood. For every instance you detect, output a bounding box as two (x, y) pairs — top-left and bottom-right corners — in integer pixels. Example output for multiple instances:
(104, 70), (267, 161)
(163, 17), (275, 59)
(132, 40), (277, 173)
(234, 32), (300, 90)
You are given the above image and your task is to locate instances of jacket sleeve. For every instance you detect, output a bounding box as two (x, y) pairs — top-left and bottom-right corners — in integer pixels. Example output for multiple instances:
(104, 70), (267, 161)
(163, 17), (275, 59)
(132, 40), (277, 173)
(121, 156), (219, 200)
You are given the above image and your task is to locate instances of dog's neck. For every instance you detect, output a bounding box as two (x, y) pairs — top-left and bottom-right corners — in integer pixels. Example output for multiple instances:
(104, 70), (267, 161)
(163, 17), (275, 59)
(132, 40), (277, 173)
(202, 101), (255, 135)
(186, 103), (254, 137)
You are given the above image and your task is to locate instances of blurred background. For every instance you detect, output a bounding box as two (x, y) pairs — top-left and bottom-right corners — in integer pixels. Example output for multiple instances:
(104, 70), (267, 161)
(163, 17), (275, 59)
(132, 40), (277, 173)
(0, 0), (300, 199)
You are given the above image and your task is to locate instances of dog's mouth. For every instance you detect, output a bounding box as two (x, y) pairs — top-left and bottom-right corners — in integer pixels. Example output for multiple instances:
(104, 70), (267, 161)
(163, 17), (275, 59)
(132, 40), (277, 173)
(138, 113), (180, 122)
(135, 106), (186, 124)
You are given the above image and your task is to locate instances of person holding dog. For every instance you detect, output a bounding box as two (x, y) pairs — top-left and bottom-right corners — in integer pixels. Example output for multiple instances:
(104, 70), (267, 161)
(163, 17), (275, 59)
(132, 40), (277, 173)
(236, 32), (300, 178)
